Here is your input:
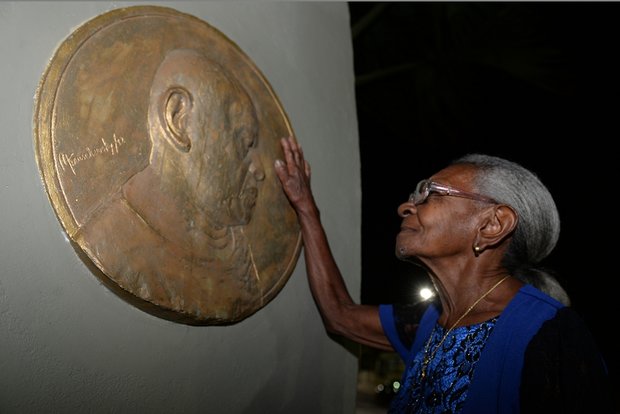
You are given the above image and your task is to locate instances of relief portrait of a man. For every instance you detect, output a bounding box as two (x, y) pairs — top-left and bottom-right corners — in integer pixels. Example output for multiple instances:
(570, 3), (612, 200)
(80, 50), (266, 322)
(34, 6), (301, 326)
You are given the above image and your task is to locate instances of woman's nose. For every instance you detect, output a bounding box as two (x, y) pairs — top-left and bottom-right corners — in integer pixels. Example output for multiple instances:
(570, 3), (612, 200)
(397, 199), (416, 217)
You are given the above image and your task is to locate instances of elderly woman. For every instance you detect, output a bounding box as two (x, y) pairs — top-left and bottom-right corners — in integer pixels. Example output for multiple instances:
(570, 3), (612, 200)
(274, 136), (613, 413)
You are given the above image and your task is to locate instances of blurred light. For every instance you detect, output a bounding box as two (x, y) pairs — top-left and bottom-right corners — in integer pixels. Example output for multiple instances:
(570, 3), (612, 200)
(375, 384), (385, 393)
(419, 287), (435, 300)
(392, 381), (401, 392)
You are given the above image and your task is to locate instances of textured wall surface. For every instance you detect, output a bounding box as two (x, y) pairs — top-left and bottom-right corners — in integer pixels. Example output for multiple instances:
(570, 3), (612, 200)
(0, 2), (361, 413)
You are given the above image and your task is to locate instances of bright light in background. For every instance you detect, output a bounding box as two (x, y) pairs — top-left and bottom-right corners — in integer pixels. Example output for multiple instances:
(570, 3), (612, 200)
(419, 287), (435, 301)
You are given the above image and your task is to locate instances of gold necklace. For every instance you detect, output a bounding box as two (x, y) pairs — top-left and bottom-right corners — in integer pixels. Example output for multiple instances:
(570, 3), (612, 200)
(420, 275), (510, 379)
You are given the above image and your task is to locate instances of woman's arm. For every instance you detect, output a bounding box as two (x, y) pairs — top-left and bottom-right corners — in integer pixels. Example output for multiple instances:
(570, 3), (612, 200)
(274, 136), (392, 351)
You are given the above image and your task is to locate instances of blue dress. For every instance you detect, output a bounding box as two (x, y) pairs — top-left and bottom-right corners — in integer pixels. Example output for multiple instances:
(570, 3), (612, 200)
(379, 284), (614, 413)
(388, 318), (498, 413)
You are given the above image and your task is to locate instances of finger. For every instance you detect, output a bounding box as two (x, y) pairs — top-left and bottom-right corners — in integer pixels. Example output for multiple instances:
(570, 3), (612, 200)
(297, 141), (306, 163)
(286, 137), (299, 163)
(280, 136), (291, 154)
(281, 137), (299, 174)
(283, 136), (299, 162)
(290, 134), (299, 148)
(280, 136), (293, 159)
(274, 158), (288, 182)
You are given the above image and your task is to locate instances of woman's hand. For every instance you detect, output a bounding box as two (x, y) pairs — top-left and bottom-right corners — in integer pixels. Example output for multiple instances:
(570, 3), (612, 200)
(274, 136), (314, 212)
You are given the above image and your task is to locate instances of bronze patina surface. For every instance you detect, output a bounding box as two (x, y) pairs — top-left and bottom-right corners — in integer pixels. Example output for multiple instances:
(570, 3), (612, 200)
(33, 6), (301, 325)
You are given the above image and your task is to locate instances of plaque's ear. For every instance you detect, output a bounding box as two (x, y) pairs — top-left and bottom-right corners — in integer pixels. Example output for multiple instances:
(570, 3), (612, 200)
(163, 87), (192, 152)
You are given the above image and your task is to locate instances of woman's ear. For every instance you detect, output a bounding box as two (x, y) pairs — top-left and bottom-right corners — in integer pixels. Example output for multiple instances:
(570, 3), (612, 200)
(162, 87), (192, 152)
(474, 204), (518, 253)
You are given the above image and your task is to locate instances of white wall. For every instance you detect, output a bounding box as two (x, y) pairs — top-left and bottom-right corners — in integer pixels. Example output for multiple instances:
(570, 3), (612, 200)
(0, 2), (361, 413)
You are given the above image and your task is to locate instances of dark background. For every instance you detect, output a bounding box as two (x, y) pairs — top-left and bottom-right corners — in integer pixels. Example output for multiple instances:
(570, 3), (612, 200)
(349, 1), (619, 401)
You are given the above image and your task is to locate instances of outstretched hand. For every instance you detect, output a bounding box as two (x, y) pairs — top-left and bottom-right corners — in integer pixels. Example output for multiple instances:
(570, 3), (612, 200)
(274, 136), (314, 212)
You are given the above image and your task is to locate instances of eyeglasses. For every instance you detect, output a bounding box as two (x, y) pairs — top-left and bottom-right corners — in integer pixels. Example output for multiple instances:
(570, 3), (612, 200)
(409, 179), (498, 205)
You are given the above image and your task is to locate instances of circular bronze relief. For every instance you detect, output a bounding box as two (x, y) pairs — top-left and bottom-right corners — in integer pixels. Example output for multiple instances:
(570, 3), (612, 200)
(34, 6), (301, 325)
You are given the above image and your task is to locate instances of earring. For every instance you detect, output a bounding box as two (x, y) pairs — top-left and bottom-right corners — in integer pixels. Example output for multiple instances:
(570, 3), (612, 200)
(474, 245), (481, 256)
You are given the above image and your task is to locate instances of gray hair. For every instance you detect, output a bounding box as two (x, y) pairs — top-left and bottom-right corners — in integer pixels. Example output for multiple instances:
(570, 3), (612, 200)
(452, 154), (569, 305)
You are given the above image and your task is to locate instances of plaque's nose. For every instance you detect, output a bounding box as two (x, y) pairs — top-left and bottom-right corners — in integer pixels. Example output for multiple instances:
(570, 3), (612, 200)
(249, 153), (265, 182)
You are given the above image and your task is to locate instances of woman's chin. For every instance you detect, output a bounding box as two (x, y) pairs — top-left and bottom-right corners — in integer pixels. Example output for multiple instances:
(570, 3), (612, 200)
(395, 244), (411, 260)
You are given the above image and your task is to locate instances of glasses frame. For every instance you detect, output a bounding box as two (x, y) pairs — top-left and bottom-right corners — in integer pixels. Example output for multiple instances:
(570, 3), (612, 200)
(409, 179), (498, 206)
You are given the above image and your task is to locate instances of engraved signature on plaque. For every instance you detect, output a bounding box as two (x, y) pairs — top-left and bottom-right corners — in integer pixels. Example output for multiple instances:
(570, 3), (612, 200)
(59, 134), (126, 175)
(34, 6), (302, 325)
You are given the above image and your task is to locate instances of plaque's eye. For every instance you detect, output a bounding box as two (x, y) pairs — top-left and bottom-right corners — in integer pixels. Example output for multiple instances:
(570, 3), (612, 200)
(233, 126), (254, 159)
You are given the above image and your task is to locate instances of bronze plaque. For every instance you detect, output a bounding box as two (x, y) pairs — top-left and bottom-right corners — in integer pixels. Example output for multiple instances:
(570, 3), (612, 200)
(33, 6), (301, 325)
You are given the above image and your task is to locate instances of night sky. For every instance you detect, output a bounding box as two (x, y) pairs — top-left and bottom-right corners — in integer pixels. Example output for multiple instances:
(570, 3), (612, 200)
(349, 2), (619, 397)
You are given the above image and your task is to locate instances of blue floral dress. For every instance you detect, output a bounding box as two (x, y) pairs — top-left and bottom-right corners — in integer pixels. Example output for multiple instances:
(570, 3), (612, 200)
(388, 318), (497, 413)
